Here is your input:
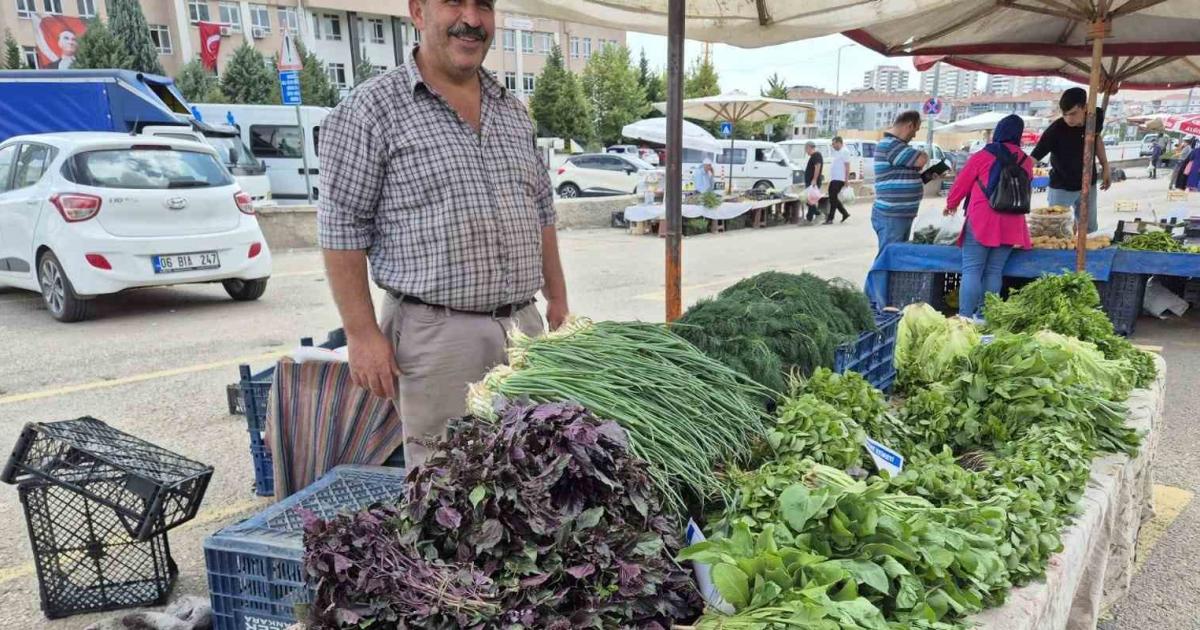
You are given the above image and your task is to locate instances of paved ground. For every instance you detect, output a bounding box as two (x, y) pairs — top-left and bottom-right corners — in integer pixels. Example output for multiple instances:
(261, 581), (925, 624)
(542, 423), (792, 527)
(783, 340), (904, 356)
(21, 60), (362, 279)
(0, 173), (1193, 628)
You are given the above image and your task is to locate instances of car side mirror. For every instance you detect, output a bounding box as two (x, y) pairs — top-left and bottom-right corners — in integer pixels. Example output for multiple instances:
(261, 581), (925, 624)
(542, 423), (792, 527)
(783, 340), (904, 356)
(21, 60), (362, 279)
(625, 167), (636, 174)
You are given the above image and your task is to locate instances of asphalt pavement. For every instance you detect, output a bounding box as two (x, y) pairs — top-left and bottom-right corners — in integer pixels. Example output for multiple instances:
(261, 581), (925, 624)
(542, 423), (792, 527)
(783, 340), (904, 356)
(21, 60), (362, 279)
(0, 173), (1194, 628)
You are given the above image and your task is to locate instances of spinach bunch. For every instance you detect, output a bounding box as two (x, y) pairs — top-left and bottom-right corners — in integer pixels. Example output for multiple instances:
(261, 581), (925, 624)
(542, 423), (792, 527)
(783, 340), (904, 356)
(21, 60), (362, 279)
(769, 394), (866, 471)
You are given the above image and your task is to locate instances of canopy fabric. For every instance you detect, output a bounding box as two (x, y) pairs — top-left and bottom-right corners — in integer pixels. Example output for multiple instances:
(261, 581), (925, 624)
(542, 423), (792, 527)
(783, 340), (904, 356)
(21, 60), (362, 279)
(504, 0), (961, 49)
(1157, 113), (1200, 136)
(939, 111), (1048, 133)
(844, 0), (1200, 89)
(621, 117), (724, 153)
(652, 92), (815, 123)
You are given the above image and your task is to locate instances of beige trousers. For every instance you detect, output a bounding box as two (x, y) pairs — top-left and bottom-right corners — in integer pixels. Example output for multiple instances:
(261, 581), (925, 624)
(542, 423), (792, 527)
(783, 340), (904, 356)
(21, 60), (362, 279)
(380, 295), (544, 469)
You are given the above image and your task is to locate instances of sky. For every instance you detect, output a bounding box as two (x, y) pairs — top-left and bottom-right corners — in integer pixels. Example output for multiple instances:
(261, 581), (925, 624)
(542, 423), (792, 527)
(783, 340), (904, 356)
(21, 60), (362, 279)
(625, 32), (920, 95)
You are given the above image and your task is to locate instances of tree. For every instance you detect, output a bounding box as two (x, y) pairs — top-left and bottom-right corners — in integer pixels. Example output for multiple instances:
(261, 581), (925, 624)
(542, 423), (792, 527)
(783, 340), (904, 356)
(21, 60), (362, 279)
(581, 44), (647, 147)
(174, 58), (219, 102)
(636, 48), (664, 116)
(295, 40), (340, 106)
(529, 45), (593, 145)
(220, 43), (274, 104)
(73, 19), (134, 70)
(684, 54), (720, 98)
(106, 0), (164, 74)
(354, 49), (379, 85)
(757, 72), (792, 141)
(3, 29), (20, 69)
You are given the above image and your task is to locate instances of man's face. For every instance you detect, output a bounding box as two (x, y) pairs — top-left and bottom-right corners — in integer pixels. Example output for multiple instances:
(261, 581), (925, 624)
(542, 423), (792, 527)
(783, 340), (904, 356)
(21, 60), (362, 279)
(898, 121), (920, 142)
(1062, 105), (1086, 127)
(410, 0), (495, 77)
(805, 145), (814, 156)
(833, 140), (843, 150)
(59, 31), (77, 56)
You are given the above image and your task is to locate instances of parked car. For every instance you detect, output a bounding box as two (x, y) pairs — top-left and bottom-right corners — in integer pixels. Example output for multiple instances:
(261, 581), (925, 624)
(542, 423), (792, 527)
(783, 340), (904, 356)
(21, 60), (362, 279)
(0, 132), (272, 322)
(554, 153), (660, 198)
(1139, 133), (1165, 157)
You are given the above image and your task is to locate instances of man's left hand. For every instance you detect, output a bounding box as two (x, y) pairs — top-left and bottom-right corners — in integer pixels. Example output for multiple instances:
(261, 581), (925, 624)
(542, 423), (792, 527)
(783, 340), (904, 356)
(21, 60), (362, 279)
(1101, 168), (1112, 191)
(546, 298), (569, 331)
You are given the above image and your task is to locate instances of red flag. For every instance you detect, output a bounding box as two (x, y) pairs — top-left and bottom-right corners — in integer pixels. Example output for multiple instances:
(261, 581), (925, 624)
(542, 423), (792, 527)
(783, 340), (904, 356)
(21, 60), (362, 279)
(198, 22), (222, 70)
(32, 14), (87, 70)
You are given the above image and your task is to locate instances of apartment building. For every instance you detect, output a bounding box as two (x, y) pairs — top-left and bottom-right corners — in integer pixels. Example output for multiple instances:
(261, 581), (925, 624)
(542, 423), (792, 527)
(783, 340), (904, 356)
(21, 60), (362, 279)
(919, 63), (979, 100)
(785, 85), (846, 135)
(842, 90), (927, 130)
(0, 1), (623, 101)
(861, 64), (909, 93)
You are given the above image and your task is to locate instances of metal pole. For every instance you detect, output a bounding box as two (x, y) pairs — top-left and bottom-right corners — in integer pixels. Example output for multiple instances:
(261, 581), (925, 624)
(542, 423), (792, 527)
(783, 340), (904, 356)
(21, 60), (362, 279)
(664, 0), (684, 322)
(1187, 87), (1196, 113)
(1076, 23), (1106, 272)
(297, 104), (313, 203)
(925, 62), (941, 150)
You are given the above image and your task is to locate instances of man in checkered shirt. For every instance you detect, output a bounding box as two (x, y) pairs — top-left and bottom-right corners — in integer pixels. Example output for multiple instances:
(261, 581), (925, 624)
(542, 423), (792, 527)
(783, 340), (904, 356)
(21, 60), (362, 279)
(318, 0), (569, 468)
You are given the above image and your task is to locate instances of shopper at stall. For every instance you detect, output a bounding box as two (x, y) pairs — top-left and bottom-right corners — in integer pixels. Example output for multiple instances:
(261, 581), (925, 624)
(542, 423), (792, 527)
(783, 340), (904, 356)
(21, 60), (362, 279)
(1187, 142), (1200, 191)
(693, 157), (715, 192)
(1031, 87), (1111, 234)
(317, 0), (569, 469)
(803, 141), (824, 221)
(871, 111), (929, 254)
(944, 114), (1033, 320)
(1171, 138), (1194, 190)
(825, 136), (851, 224)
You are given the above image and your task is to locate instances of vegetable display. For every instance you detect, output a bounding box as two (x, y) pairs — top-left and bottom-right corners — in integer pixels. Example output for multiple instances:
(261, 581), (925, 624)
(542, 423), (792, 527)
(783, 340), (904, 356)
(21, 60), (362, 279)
(673, 272), (876, 393)
(303, 401), (702, 629)
(893, 303), (980, 393)
(468, 319), (769, 511)
(1119, 231), (1198, 253)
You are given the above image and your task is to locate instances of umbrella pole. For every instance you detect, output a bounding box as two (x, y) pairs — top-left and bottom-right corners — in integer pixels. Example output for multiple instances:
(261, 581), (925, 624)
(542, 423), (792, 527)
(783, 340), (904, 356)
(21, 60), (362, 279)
(665, 0), (685, 322)
(1076, 21), (1107, 272)
(727, 133), (735, 195)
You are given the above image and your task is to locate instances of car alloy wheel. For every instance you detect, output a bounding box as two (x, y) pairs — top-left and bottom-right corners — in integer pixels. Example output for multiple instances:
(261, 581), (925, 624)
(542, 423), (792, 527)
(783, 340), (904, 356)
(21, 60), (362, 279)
(40, 257), (66, 316)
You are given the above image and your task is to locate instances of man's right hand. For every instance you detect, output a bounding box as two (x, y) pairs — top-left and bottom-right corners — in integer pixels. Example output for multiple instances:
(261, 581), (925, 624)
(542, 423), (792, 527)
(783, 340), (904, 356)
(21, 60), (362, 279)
(348, 328), (400, 400)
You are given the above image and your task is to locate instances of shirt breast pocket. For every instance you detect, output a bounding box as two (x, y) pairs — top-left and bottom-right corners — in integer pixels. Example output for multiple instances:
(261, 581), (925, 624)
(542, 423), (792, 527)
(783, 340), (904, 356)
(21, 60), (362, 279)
(388, 138), (459, 209)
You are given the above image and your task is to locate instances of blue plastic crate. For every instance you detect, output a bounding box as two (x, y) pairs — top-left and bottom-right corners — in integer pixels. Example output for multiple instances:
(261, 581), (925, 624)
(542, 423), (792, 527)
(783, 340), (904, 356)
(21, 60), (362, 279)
(204, 465), (407, 630)
(834, 311), (901, 393)
(886, 271), (961, 312)
(249, 434), (273, 498)
(237, 329), (347, 434)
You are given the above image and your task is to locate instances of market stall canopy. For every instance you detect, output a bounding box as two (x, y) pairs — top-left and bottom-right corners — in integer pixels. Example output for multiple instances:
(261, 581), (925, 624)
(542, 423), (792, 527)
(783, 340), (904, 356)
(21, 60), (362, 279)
(503, 0), (962, 49)
(939, 111), (1049, 133)
(845, 1), (1200, 89)
(621, 117), (724, 154)
(652, 92), (815, 124)
(1148, 113), (1200, 136)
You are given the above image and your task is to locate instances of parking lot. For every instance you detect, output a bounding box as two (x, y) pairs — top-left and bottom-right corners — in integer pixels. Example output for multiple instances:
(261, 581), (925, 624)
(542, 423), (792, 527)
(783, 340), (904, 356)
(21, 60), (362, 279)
(1, 174), (1198, 628)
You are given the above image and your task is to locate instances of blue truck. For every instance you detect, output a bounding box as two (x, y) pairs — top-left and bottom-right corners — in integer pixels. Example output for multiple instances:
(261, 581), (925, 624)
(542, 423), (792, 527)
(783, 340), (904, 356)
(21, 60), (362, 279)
(0, 69), (271, 201)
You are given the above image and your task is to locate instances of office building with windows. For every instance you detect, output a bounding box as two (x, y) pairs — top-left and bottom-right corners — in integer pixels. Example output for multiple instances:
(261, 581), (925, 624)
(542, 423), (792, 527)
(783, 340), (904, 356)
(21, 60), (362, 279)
(861, 65), (910, 93)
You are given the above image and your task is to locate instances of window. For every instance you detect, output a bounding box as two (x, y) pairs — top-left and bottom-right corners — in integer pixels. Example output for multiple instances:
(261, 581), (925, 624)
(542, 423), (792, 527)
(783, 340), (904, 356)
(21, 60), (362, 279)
(502, 29), (514, 51)
(569, 36), (579, 58)
(521, 31), (533, 53)
(277, 7), (299, 33)
(249, 125), (303, 158)
(76, 0), (95, 18)
(218, 2), (241, 31)
(0, 145), (16, 193)
(372, 65), (388, 75)
(326, 63), (347, 88)
(718, 148), (747, 165)
(503, 72), (517, 91)
(249, 4), (270, 32)
(522, 73), (535, 93)
(187, 0), (210, 23)
(42, 0), (62, 14)
(312, 126), (319, 157)
(16, 0), (35, 19)
(582, 37), (592, 58)
(367, 18), (384, 43)
(21, 46), (37, 69)
(538, 33), (551, 54)
(323, 14), (342, 41)
(65, 149), (230, 189)
(149, 25), (172, 54)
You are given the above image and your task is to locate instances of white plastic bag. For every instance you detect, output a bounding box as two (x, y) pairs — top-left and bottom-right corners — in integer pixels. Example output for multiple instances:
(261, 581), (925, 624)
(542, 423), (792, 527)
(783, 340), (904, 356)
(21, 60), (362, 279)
(911, 212), (963, 245)
(1028, 206), (1075, 239)
(1143, 277), (1189, 318)
(805, 185), (822, 206)
(839, 186), (857, 205)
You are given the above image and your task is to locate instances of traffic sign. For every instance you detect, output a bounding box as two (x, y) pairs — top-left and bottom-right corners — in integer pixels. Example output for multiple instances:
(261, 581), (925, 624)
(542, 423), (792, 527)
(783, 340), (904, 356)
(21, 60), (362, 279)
(719, 121), (733, 138)
(279, 70), (301, 105)
(278, 32), (302, 71)
(922, 97), (943, 116)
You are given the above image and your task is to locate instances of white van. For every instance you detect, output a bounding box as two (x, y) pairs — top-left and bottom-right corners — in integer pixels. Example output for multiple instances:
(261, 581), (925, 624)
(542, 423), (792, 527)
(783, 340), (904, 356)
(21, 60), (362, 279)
(701, 140), (802, 191)
(140, 124), (272, 203)
(779, 139), (875, 182)
(193, 104), (330, 201)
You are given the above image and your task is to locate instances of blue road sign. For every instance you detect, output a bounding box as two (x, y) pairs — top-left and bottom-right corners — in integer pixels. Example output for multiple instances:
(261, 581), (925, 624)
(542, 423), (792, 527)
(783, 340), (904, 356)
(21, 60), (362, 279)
(279, 70), (302, 106)
(719, 121), (733, 138)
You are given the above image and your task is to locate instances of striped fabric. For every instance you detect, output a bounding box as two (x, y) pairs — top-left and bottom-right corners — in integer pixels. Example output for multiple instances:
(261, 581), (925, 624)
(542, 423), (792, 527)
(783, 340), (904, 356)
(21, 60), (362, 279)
(872, 133), (925, 218)
(266, 359), (405, 499)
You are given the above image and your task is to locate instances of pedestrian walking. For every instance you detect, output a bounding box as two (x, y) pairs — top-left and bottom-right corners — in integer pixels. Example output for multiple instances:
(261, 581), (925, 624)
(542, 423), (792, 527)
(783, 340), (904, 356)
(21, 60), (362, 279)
(1150, 138), (1163, 179)
(871, 111), (929, 253)
(825, 136), (851, 223)
(943, 114), (1033, 320)
(317, 0), (569, 470)
(803, 141), (824, 221)
(1030, 87), (1111, 234)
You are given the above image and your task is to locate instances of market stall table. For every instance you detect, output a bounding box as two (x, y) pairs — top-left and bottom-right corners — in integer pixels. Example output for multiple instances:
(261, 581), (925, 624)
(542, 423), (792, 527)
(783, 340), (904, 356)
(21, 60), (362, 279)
(624, 196), (801, 235)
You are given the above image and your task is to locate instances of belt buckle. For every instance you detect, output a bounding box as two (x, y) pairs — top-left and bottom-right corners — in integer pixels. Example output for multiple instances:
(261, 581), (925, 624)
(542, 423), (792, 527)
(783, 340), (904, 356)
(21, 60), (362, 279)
(490, 304), (510, 319)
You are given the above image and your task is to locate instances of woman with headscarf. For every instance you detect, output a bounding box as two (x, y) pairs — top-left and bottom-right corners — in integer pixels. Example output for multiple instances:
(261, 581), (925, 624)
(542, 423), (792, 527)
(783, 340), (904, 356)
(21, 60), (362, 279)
(944, 114), (1033, 321)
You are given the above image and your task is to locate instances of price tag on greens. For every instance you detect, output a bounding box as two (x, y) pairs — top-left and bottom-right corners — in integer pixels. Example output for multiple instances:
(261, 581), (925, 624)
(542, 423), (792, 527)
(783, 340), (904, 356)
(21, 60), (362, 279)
(863, 437), (904, 477)
(686, 519), (736, 615)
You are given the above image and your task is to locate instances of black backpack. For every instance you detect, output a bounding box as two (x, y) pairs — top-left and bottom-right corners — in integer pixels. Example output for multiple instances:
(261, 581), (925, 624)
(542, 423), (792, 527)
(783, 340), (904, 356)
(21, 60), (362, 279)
(976, 150), (1031, 214)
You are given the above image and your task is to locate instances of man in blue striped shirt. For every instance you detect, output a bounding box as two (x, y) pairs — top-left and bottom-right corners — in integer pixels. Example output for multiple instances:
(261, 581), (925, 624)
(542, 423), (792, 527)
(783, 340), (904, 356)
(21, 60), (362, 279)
(872, 110), (930, 262)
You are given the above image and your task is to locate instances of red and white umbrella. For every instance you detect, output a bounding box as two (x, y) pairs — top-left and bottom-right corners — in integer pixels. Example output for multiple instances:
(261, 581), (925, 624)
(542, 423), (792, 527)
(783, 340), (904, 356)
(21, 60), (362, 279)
(1160, 114), (1200, 137)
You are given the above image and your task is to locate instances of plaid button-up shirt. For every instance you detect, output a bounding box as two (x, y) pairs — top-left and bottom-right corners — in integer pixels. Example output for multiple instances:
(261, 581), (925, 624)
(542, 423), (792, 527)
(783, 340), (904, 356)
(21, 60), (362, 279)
(317, 50), (555, 312)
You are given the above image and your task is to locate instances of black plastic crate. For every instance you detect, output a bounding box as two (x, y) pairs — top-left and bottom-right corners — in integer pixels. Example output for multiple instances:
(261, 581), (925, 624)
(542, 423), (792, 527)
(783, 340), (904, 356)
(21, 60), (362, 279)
(1095, 272), (1148, 336)
(2, 417), (213, 541)
(204, 466), (408, 630)
(834, 311), (901, 393)
(249, 433), (274, 498)
(20, 480), (177, 619)
(886, 271), (961, 312)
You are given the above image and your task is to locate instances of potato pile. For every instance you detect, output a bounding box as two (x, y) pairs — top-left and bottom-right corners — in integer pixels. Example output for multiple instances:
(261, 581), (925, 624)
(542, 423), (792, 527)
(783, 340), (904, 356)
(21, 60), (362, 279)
(1030, 234), (1112, 250)
(1028, 206), (1075, 239)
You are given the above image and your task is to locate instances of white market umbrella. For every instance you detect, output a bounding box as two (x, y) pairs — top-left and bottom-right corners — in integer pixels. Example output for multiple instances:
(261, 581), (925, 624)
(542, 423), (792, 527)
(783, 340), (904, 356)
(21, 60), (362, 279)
(939, 111), (1048, 133)
(621, 117), (723, 154)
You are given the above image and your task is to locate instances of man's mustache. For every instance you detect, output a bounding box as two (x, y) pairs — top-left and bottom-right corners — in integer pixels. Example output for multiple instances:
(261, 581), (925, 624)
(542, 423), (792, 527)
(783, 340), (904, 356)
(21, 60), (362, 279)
(448, 23), (487, 41)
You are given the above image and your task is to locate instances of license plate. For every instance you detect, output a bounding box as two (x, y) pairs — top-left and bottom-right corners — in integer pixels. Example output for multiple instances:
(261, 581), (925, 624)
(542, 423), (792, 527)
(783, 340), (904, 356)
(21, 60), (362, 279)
(152, 251), (220, 274)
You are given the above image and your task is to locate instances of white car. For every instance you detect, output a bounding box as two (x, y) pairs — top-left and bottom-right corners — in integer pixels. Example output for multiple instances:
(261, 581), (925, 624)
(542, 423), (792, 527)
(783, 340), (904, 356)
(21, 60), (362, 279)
(554, 153), (660, 198)
(0, 132), (272, 322)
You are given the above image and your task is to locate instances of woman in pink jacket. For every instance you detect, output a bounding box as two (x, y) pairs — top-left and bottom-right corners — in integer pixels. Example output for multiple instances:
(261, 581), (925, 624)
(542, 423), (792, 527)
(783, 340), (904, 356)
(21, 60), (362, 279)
(944, 114), (1033, 320)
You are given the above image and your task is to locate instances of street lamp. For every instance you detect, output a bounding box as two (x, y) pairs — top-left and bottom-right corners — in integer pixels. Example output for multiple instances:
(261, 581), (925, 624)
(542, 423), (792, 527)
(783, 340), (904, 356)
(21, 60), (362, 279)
(834, 43), (854, 133)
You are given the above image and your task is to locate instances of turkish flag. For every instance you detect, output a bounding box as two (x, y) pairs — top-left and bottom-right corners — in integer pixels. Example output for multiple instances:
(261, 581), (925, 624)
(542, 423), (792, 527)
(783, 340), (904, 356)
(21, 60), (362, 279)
(198, 22), (221, 70)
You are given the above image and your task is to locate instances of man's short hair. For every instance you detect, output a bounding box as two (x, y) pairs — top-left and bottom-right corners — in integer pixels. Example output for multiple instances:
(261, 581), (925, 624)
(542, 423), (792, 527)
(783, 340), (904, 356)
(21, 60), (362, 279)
(894, 110), (921, 127)
(832, 136), (844, 144)
(805, 141), (816, 148)
(1060, 87), (1088, 113)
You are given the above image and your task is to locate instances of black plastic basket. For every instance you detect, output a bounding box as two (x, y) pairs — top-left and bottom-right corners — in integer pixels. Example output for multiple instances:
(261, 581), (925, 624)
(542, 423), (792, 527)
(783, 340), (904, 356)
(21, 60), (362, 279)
(20, 480), (177, 619)
(2, 417), (213, 541)
(1095, 272), (1148, 336)
(886, 271), (961, 312)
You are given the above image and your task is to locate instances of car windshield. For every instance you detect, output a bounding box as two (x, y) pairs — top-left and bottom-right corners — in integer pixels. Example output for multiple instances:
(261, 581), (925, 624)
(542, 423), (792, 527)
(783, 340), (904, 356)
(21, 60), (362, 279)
(66, 148), (233, 189)
(204, 135), (262, 169)
(782, 144), (807, 163)
(623, 155), (655, 170)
